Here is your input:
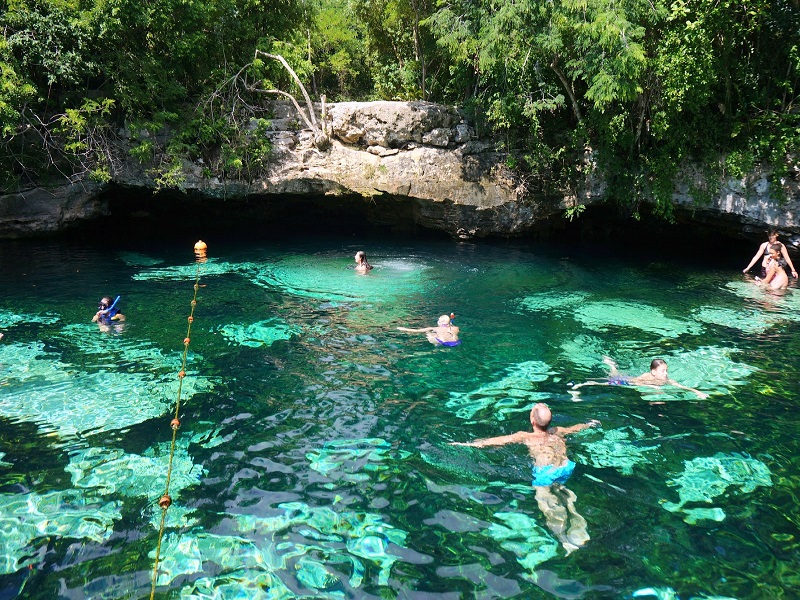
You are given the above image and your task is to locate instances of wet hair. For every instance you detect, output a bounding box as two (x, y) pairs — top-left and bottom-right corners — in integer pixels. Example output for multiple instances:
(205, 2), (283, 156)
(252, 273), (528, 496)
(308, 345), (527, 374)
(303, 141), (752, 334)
(437, 314), (451, 327)
(99, 296), (113, 306)
(770, 243), (783, 254)
(531, 403), (552, 428)
(650, 358), (667, 371)
(768, 230), (779, 238)
(355, 251), (372, 270)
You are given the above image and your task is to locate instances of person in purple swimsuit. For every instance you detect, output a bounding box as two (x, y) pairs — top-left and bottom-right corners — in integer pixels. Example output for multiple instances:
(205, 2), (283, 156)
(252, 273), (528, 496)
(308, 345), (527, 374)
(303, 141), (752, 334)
(397, 314), (460, 347)
(571, 357), (708, 399)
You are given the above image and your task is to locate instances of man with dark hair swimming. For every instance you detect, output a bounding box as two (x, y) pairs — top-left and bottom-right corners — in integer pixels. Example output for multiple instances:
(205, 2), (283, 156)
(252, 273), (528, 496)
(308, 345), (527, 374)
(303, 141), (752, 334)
(451, 403), (600, 553)
(397, 314), (460, 347)
(571, 356), (708, 399)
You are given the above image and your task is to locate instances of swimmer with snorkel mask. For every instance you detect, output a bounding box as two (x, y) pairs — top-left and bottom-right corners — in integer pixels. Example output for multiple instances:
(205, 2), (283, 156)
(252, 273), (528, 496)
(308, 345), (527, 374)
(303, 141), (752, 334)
(92, 295), (125, 332)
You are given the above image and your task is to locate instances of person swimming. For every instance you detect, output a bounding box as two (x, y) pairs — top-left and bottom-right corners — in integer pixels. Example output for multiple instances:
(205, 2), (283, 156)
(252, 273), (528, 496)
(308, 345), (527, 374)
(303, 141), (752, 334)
(397, 313), (460, 347)
(354, 250), (373, 273)
(451, 403), (601, 553)
(92, 295), (125, 332)
(571, 356), (708, 399)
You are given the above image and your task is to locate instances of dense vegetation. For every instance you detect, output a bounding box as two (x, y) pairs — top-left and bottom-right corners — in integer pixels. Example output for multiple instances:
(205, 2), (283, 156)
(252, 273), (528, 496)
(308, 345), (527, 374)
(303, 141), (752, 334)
(2, 0), (799, 214)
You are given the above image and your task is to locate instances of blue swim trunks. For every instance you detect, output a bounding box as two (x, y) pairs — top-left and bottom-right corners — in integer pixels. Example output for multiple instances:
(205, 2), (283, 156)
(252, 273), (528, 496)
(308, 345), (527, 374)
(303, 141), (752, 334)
(532, 461), (576, 487)
(608, 377), (630, 386)
(435, 338), (462, 347)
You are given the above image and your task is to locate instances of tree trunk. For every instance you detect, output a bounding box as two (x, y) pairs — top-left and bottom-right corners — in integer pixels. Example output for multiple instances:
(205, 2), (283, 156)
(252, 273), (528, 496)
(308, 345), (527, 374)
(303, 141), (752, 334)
(551, 54), (583, 124)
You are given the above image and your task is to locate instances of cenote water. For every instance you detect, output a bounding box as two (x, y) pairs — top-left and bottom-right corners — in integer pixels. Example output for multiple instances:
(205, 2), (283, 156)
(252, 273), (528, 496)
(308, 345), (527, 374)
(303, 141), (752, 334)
(1, 232), (799, 599)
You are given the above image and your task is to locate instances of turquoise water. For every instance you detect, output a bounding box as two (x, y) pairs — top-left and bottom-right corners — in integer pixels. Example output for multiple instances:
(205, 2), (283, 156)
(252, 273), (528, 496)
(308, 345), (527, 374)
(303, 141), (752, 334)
(0, 234), (798, 599)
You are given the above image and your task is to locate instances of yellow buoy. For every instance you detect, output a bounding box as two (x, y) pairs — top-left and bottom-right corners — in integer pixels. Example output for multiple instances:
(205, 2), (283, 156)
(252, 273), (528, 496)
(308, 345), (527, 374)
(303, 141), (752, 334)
(194, 240), (208, 263)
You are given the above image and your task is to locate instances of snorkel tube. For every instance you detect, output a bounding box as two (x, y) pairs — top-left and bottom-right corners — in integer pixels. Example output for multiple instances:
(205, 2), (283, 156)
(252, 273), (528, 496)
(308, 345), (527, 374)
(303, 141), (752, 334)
(107, 295), (121, 318)
(98, 295), (121, 321)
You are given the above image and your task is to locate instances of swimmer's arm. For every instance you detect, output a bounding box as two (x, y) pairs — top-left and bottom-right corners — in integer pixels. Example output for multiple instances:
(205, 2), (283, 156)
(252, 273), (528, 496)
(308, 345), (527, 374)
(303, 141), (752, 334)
(744, 243), (767, 273)
(780, 244), (798, 277)
(553, 420), (601, 436)
(761, 263), (778, 285)
(397, 326), (434, 333)
(668, 379), (709, 399)
(450, 432), (526, 448)
(570, 381), (607, 390)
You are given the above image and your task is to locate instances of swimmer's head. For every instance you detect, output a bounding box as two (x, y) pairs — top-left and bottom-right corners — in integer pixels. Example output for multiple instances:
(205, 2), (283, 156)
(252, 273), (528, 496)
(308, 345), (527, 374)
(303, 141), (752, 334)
(530, 403), (552, 429)
(355, 251), (366, 262)
(437, 314), (451, 327)
(98, 296), (112, 310)
(650, 358), (668, 378)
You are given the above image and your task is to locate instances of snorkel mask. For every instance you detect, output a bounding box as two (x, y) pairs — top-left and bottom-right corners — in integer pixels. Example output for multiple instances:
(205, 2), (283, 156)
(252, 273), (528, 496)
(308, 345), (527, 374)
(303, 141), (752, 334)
(98, 296), (121, 316)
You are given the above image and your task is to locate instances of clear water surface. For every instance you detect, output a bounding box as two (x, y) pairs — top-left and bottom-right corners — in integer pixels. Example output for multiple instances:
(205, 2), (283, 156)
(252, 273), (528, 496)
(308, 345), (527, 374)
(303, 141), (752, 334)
(0, 233), (798, 599)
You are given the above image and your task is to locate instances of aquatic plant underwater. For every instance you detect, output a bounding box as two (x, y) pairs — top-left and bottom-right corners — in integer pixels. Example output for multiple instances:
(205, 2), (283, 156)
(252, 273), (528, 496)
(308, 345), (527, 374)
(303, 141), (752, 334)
(0, 237), (796, 599)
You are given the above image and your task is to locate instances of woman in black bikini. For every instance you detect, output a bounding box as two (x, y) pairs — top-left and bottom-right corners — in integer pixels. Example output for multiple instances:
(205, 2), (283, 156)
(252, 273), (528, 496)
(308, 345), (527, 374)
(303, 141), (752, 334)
(743, 230), (797, 279)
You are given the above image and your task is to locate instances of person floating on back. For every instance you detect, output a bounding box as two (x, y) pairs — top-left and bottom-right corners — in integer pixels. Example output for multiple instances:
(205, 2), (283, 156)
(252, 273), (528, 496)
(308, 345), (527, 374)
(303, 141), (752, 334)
(451, 403), (601, 554)
(397, 313), (460, 347)
(92, 295), (125, 332)
(571, 356), (708, 399)
(354, 250), (373, 274)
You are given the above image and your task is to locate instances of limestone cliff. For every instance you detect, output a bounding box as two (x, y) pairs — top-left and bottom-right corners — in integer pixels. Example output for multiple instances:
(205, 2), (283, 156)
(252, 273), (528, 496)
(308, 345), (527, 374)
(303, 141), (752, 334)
(0, 100), (798, 244)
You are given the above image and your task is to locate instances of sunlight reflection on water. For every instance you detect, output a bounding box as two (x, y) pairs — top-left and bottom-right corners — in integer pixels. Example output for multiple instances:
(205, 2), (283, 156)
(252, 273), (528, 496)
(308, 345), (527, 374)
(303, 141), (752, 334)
(0, 237), (798, 599)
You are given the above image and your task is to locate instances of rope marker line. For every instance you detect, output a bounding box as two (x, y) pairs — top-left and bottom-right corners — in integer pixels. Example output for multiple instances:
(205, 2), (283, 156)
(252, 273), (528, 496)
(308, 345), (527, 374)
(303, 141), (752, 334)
(149, 240), (208, 600)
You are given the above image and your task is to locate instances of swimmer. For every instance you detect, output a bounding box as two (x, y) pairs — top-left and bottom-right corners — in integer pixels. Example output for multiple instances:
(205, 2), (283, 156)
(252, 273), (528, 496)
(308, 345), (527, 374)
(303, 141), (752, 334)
(743, 230), (797, 279)
(451, 403), (601, 554)
(397, 313), (460, 347)
(571, 356), (708, 399)
(354, 250), (373, 274)
(754, 244), (789, 290)
(92, 295), (125, 332)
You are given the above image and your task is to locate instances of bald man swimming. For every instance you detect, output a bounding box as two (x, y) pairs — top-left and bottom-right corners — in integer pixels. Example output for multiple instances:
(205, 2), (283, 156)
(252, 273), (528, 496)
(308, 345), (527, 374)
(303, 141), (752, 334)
(452, 403), (600, 553)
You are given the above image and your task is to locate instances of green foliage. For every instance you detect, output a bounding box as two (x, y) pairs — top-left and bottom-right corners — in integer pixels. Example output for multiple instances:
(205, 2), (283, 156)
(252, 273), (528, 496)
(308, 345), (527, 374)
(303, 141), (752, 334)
(153, 156), (186, 190)
(1, 0), (798, 218)
(306, 0), (372, 99)
(351, 0), (437, 99)
(564, 204), (585, 221)
(4, 0), (99, 89)
(0, 40), (36, 138)
(128, 138), (154, 164)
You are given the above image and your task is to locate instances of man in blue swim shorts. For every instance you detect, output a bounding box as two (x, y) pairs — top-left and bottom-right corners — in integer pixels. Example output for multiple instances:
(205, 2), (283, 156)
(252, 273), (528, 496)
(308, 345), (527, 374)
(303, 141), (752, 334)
(451, 403), (600, 553)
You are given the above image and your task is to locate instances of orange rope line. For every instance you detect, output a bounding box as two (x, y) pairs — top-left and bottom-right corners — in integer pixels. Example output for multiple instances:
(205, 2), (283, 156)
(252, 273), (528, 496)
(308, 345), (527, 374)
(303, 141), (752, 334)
(150, 244), (206, 599)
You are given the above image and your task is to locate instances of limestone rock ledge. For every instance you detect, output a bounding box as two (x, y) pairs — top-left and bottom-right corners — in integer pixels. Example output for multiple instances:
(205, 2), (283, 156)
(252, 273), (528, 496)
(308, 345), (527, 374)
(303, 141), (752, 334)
(0, 100), (798, 241)
(0, 182), (108, 237)
(169, 100), (581, 239)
